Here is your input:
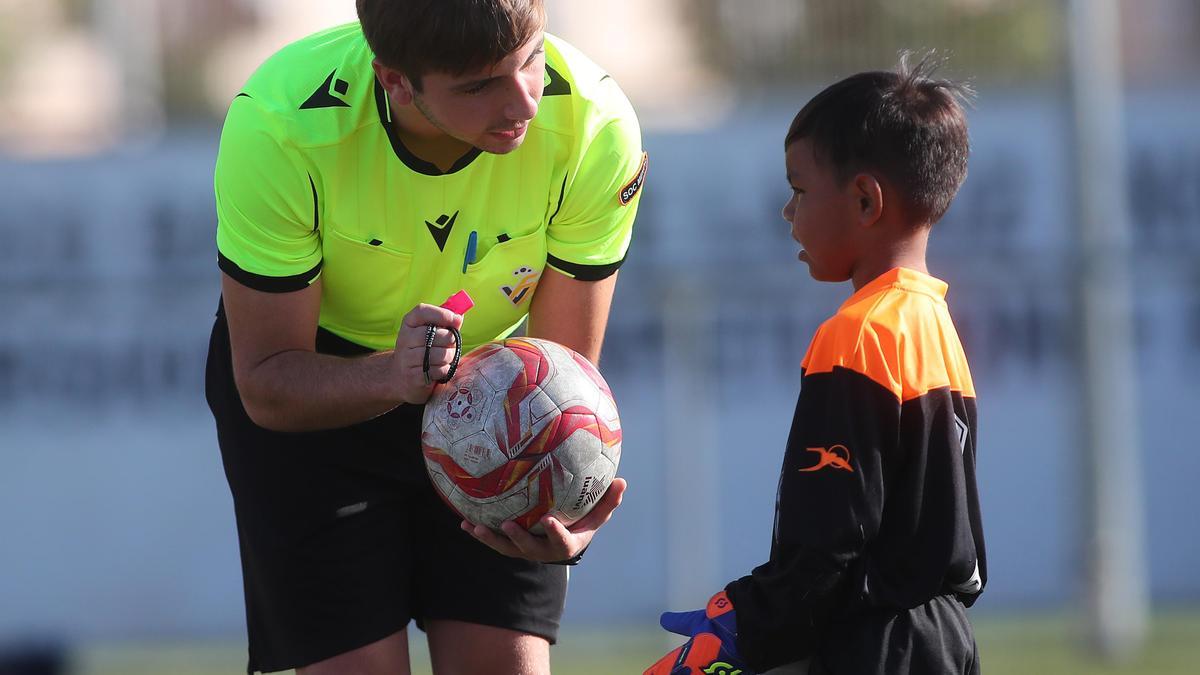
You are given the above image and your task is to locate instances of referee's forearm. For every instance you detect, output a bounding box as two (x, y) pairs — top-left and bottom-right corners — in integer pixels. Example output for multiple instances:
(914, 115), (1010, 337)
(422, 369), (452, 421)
(235, 349), (405, 432)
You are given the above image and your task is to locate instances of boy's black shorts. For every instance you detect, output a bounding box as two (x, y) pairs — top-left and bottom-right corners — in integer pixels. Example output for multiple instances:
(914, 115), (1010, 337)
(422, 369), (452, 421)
(809, 595), (979, 675)
(205, 307), (567, 674)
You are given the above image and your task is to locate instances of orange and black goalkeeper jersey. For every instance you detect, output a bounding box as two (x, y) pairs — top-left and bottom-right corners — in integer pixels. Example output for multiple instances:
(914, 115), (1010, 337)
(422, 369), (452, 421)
(725, 268), (987, 671)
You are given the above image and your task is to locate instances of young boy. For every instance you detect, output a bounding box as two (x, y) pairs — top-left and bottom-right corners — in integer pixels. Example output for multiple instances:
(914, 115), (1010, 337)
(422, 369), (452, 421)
(646, 55), (986, 675)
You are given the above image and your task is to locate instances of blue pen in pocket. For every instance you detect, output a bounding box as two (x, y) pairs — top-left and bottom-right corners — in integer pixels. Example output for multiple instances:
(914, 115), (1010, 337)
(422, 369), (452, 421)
(462, 230), (478, 273)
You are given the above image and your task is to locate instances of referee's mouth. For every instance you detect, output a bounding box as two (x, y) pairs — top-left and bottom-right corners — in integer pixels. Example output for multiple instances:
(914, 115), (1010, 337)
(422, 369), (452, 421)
(489, 125), (528, 142)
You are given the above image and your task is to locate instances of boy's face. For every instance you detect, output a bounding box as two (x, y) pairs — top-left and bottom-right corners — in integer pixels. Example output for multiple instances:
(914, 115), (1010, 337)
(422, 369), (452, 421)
(405, 33), (547, 155)
(782, 139), (862, 282)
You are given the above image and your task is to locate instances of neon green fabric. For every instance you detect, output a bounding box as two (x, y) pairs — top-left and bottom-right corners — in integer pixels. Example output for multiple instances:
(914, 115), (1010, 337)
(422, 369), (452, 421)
(214, 23), (645, 351)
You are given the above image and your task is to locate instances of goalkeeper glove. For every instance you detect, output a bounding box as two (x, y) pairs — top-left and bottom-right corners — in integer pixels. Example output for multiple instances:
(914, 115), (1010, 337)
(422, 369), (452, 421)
(644, 591), (754, 675)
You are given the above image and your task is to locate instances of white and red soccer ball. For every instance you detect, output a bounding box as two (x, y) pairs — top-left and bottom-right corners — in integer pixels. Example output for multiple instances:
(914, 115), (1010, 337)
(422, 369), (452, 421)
(420, 337), (622, 532)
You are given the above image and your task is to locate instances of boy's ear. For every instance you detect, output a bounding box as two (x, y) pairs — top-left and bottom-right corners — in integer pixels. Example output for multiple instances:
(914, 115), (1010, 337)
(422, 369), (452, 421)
(373, 59), (415, 106)
(851, 173), (884, 227)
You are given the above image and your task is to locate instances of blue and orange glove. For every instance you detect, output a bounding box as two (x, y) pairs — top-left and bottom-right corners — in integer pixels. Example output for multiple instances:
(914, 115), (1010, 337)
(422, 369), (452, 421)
(644, 591), (755, 675)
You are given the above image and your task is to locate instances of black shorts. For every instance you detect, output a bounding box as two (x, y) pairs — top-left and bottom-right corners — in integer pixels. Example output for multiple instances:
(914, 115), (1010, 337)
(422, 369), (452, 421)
(205, 304), (567, 674)
(809, 595), (979, 675)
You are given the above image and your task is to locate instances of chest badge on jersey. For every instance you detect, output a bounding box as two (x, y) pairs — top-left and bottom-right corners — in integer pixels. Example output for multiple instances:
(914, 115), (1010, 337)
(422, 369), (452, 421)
(799, 445), (854, 473)
(501, 266), (540, 305)
(425, 211), (459, 252)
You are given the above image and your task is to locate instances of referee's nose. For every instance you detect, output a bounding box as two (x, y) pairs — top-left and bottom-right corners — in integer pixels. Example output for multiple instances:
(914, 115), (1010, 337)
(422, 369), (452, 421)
(504, 72), (541, 123)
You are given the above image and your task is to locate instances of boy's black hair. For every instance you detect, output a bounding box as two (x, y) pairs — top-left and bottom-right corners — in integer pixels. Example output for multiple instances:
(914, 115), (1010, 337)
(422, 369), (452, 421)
(786, 52), (973, 225)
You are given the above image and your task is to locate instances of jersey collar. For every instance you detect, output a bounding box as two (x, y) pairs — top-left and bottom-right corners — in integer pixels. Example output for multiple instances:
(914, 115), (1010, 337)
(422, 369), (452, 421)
(842, 267), (949, 310)
(373, 78), (482, 176)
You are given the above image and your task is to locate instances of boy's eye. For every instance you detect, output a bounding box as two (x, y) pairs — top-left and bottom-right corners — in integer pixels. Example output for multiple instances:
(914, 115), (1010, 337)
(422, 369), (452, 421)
(463, 82), (490, 95)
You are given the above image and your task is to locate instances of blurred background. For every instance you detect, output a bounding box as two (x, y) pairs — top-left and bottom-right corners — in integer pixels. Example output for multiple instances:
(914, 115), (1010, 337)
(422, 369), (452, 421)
(2, 0), (1199, 673)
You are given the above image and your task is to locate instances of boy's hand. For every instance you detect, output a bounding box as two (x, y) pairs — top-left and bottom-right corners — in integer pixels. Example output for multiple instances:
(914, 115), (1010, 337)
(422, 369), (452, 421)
(644, 591), (755, 675)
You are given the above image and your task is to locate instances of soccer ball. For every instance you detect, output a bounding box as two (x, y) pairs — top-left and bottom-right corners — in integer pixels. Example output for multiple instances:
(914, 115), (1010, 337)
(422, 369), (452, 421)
(420, 337), (621, 533)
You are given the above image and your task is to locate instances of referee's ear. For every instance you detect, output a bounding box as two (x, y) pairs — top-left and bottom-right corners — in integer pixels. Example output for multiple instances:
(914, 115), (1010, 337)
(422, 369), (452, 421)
(373, 59), (415, 106)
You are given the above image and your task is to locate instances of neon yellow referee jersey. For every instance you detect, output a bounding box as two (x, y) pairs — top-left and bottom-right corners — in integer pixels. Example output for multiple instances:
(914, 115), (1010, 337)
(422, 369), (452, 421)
(214, 23), (646, 352)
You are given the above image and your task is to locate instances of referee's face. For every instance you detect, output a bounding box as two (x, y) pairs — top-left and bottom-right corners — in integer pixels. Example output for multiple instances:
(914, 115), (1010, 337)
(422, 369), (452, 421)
(412, 34), (547, 155)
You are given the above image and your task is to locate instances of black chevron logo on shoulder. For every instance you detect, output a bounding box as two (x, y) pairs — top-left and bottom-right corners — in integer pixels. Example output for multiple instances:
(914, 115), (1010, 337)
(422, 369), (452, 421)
(425, 211), (458, 251)
(543, 64), (571, 97)
(300, 71), (351, 109)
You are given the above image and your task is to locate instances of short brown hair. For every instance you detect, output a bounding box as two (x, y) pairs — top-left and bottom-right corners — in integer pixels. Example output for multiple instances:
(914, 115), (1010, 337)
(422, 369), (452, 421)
(785, 52), (973, 225)
(357, 0), (546, 91)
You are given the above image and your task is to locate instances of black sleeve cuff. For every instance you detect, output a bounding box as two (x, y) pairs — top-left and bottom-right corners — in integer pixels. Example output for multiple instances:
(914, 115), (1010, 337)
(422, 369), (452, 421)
(546, 254), (625, 282)
(218, 252), (322, 293)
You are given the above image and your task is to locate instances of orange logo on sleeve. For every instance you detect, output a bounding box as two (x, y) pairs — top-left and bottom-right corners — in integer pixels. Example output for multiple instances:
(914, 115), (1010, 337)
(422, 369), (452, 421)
(799, 445), (854, 473)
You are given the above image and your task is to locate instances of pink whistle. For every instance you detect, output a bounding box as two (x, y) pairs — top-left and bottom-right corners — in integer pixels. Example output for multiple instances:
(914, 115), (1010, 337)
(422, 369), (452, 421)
(441, 290), (475, 315)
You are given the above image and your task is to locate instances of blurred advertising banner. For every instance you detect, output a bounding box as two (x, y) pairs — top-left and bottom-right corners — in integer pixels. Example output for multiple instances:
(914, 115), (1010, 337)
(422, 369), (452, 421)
(1, 89), (1198, 638)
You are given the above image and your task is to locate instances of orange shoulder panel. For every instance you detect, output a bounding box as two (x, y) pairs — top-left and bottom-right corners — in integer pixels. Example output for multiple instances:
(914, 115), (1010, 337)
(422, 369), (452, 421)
(801, 284), (975, 402)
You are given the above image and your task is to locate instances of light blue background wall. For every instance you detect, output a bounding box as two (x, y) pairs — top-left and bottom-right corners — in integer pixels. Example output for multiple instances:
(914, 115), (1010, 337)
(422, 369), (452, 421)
(2, 89), (1198, 641)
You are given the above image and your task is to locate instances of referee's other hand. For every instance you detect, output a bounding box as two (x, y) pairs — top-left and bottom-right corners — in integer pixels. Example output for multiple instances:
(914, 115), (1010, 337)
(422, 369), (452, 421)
(394, 303), (465, 404)
(462, 477), (628, 562)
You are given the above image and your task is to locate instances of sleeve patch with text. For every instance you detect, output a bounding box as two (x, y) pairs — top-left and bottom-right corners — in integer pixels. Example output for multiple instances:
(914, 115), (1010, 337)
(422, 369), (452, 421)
(618, 152), (649, 206)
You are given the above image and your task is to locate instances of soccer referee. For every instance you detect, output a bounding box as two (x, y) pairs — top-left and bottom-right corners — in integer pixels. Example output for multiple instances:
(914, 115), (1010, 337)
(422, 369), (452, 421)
(205, 2), (646, 673)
